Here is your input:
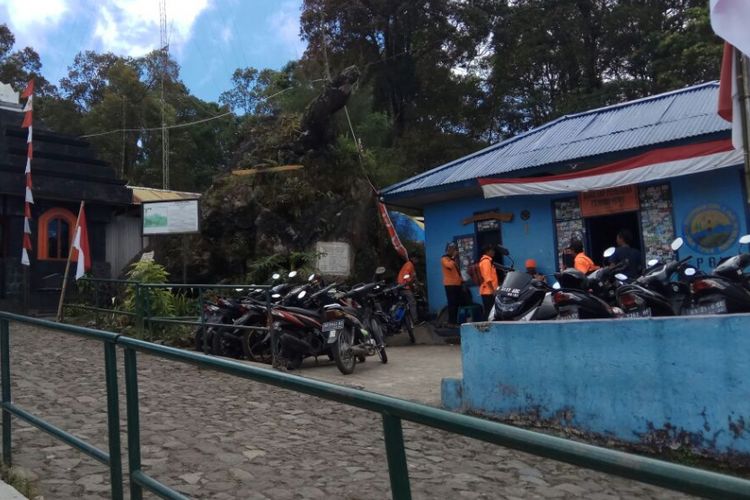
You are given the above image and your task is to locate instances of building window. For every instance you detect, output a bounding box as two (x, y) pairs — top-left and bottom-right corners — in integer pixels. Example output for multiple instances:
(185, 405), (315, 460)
(38, 208), (77, 261)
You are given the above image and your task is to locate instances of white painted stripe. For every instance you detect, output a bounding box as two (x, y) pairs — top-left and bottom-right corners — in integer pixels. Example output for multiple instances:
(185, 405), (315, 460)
(482, 149), (744, 198)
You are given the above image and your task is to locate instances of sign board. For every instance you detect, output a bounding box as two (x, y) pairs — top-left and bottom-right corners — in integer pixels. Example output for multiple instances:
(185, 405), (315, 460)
(142, 199), (200, 235)
(579, 186), (639, 218)
(316, 241), (351, 276)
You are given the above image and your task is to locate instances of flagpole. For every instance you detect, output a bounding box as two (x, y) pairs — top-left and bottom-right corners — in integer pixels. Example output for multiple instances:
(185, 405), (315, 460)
(56, 201), (84, 322)
(735, 49), (750, 203)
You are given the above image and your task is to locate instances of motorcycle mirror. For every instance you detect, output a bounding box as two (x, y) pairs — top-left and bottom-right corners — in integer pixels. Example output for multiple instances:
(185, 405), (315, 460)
(670, 237), (684, 251)
(298, 290), (307, 299)
(684, 267), (697, 277)
(615, 273), (628, 281)
(271, 273), (281, 280)
(288, 271), (298, 278)
(235, 288), (244, 292)
(603, 247), (616, 258)
(740, 234), (750, 245)
(403, 274), (411, 280)
(272, 293), (281, 299)
(552, 282), (561, 290)
(647, 258), (659, 267)
(375, 266), (386, 275)
(308, 273), (316, 282)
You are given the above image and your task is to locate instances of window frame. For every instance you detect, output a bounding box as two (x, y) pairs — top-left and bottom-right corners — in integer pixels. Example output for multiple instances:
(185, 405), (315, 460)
(38, 208), (77, 261)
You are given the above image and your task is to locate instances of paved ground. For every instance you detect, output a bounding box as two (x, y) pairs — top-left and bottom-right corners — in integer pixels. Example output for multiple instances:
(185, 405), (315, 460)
(2, 323), (693, 499)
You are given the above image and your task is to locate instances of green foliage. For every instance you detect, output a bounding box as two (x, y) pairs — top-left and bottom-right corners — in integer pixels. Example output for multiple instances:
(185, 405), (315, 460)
(0, 463), (39, 499)
(124, 261), (174, 319)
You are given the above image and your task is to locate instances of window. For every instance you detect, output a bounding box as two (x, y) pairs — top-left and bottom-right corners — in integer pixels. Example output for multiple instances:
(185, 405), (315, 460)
(38, 208), (77, 261)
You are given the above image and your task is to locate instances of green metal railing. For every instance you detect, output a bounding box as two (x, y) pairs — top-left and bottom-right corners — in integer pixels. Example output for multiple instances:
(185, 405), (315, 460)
(1, 312), (750, 499)
(64, 279), (272, 353)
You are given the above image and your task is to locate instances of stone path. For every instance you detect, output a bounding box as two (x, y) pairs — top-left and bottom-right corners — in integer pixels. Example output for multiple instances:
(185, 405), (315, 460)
(2, 323), (692, 499)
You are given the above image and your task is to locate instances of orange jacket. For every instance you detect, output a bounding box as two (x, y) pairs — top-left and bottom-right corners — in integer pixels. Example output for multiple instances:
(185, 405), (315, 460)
(397, 261), (416, 287)
(441, 255), (462, 286)
(478, 254), (499, 295)
(574, 252), (599, 274)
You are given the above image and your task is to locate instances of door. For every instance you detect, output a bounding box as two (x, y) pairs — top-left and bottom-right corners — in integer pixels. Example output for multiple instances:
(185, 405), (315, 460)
(585, 211), (642, 266)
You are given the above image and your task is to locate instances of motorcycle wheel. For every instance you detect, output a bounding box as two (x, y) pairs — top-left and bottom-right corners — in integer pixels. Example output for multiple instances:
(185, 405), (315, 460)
(404, 312), (415, 344)
(369, 319), (388, 364)
(332, 327), (356, 375)
(193, 327), (206, 352)
(211, 329), (235, 357)
(242, 330), (272, 364)
(286, 355), (303, 370)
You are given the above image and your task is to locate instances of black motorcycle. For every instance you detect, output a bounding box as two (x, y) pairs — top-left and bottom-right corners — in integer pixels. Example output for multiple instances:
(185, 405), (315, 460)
(490, 270), (557, 321)
(553, 268), (620, 319)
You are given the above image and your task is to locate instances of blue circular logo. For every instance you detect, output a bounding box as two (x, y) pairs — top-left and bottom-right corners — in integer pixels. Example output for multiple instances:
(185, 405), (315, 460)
(683, 204), (739, 254)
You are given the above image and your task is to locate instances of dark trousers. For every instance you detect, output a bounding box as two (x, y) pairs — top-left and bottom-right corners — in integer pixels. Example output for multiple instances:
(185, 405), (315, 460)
(482, 294), (494, 321)
(444, 285), (462, 324)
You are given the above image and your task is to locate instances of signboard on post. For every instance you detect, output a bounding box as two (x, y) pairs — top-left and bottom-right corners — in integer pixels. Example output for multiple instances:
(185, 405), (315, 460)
(316, 241), (351, 276)
(142, 199), (200, 235)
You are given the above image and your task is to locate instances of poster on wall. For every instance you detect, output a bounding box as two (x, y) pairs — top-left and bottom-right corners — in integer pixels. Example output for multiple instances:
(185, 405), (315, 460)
(639, 184), (675, 263)
(553, 197), (586, 269)
(316, 241), (352, 276)
(142, 200), (200, 235)
(454, 235), (475, 281)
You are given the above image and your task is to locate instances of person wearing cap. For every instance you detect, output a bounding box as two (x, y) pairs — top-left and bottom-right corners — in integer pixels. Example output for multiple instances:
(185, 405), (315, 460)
(441, 242), (462, 325)
(525, 258), (546, 282)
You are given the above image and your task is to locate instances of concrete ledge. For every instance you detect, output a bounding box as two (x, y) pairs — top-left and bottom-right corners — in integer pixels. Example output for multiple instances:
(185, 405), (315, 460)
(443, 314), (750, 458)
(0, 480), (27, 499)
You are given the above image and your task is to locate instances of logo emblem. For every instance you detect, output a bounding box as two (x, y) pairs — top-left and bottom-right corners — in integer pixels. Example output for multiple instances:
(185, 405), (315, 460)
(683, 204), (739, 254)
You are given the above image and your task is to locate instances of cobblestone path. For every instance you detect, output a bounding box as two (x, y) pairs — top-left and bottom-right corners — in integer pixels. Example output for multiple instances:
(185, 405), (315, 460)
(3, 324), (691, 499)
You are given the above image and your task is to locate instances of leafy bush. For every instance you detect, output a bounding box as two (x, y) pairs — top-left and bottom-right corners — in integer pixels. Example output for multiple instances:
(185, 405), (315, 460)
(124, 261), (174, 319)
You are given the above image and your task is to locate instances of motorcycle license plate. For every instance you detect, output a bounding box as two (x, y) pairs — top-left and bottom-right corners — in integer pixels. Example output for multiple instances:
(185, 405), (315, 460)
(624, 308), (652, 319)
(558, 311), (579, 320)
(321, 320), (345, 332)
(685, 300), (727, 316)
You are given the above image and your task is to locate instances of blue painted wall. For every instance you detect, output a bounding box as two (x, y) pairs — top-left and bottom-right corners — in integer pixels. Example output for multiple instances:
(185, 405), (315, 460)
(423, 195), (557, 312)
(671, 166), (749, 272)
(445, 315), (750, 456)
(422, 165), (749, 312)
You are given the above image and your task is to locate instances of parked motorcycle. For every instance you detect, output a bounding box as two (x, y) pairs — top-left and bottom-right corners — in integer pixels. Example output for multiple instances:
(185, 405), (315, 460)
(553, 267), (621, 319)
(373, 279), (417, 343)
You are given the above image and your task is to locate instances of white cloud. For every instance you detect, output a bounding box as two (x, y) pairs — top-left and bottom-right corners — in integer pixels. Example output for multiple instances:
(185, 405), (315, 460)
(268, 1), (305, 58)
(0, 0), (70, 47)
(220, 25), (232, 44)
(91, 0), (211, 57)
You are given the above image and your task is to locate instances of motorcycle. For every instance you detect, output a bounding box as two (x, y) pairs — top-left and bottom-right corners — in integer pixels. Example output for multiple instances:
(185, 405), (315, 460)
(685, 234), (750, 315)
(373, 278), (417, 343)
(616, 237), (693, 317)
(553, 267), (621, 320)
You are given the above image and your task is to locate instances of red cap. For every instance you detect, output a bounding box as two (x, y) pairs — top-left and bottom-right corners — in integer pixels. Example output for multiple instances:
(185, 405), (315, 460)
(525, 258), (537, 269)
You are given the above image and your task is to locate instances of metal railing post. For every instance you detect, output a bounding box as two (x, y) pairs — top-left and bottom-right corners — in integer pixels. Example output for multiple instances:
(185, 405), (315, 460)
(267, 288), (278, 369)
(124, 348), (143, 500)
(0, 319), (10, 466)
(199, 287), (207, 354)
(104, 342), (124, 500)
(135, 284), (144, 336)
(382, 413), (411, 500)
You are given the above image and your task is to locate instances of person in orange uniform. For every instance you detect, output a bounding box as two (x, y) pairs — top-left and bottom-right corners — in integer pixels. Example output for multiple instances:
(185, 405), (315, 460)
(571, 239), (599, 274)
(441, 242), (462, 325)
(479, 244), (499, 319)
(397, 255), (419, 322)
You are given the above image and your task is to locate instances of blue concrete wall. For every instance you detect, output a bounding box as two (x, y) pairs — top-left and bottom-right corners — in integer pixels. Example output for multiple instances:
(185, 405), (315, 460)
(423, 195), (557, 312)
(446, 316), (750, 456)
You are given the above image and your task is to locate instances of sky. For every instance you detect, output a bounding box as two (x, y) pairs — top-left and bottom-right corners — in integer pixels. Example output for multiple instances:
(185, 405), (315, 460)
(0, 0), (307, 102)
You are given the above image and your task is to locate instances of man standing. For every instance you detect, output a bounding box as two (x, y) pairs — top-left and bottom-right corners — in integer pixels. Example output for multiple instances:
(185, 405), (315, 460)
(609, 229), (642, 279)
(397, 255), (419, 323)
(571, 239), (599, 274)
(479, 244), (499, 319)
(442, 242), (462, 325)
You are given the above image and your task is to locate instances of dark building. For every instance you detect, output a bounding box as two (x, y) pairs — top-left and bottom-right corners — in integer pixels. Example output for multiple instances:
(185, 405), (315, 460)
(0, 84), (131, 311)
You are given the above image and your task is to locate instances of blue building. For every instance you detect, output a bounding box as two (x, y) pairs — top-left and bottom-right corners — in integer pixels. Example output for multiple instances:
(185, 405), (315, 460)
(381, 82), (748, 313)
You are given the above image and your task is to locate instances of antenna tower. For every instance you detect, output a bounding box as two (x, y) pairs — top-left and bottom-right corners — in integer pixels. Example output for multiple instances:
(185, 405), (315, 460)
(159, 0), (170, 189)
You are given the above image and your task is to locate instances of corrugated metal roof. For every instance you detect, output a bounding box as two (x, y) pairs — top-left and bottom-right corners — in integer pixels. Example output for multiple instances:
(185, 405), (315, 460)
(130, 186), (201, 204)
(382, 82), (729, 198)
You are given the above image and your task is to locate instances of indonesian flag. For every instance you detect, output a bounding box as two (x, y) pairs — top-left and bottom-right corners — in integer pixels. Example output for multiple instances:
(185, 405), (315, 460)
(71, 208), (91, 280)
(377, 200), (409, 261)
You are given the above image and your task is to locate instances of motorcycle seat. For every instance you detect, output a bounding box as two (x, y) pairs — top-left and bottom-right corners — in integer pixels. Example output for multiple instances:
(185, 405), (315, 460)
(276, 306), (321, 318)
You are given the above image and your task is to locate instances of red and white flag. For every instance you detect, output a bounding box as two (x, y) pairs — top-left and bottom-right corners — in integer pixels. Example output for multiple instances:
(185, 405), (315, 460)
(72, 207), (91, 280)
(710, 0), (750, 56)
(377, 200), (409, 261)
(20, 79), (34, 266)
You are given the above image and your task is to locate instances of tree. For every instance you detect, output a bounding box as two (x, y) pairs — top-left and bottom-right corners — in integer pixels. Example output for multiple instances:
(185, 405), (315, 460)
(0, 24), (54, 95)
